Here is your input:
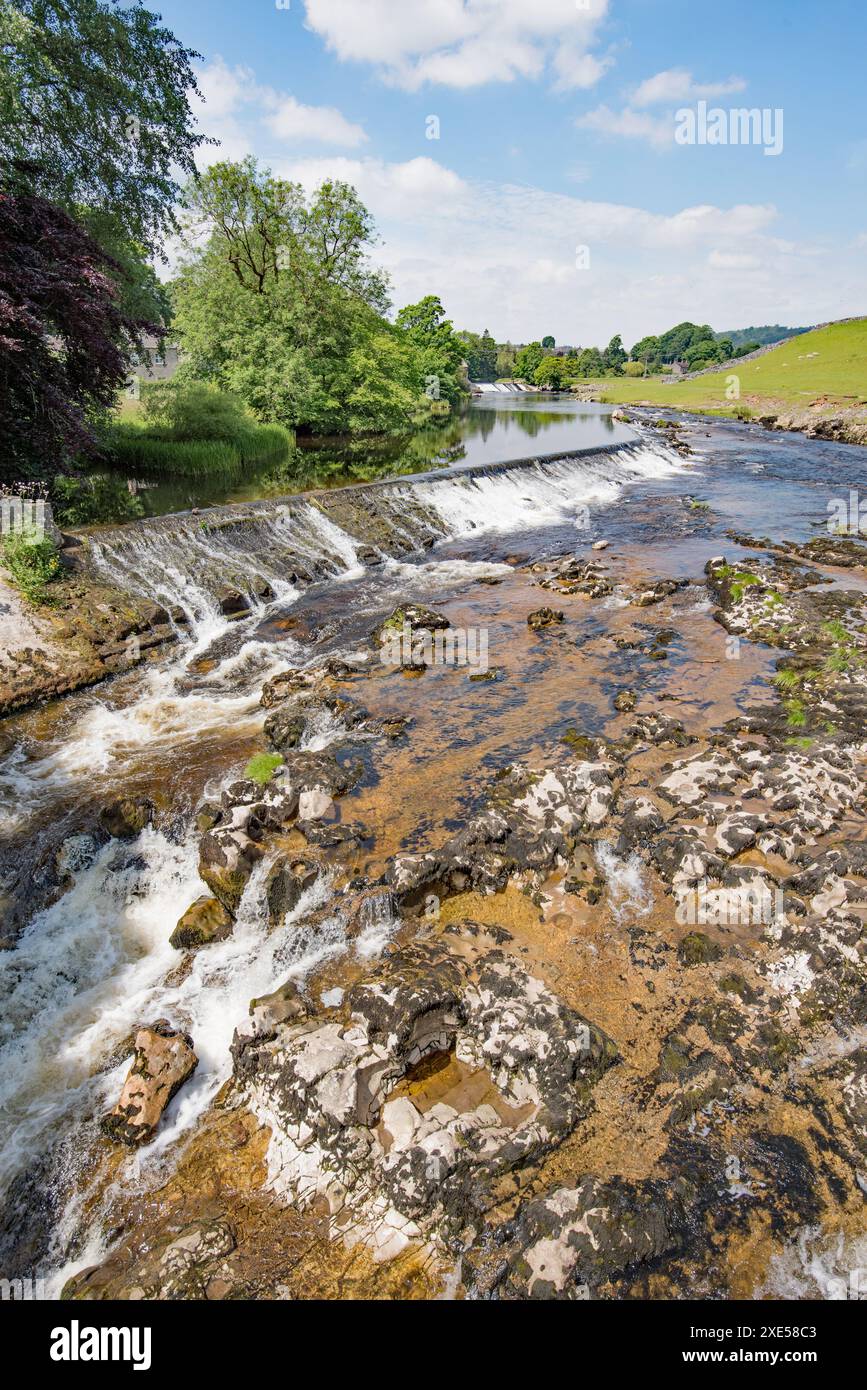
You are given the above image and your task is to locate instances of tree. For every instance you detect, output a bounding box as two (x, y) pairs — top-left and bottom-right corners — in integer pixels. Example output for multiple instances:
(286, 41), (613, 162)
(0, 188), (156, 479)
(1, 0), (207, 252)
(534, 355), (566, 389)
(459, 328), (498, 382)
(656, 321), (716, 364)
(541, 335), (555, 350)
(396, 295), (464, 404)
(514, 341), (544, 381)
(496, 341), (517, 379)
(172, 160), (436, 436)
(603, 334), (627, 374)
(630, 335), (661, 374)
(575, 346), (604, 378)
(182, 159), (387, 309)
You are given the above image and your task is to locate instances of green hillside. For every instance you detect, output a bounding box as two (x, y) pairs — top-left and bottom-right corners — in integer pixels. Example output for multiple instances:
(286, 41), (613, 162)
(593, 318), (867, 420)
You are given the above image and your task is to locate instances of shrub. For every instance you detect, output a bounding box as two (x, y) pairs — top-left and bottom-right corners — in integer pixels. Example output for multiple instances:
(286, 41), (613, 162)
(624, 361), (647, 377)
(2, 526), (62, 603)
(108, 429), (240, 477)
(141, 381), (256, 446)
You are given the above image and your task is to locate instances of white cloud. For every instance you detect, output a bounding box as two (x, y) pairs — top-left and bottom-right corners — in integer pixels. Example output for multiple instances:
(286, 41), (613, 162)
(708, 250), (761, 270)
(301, 0), (612, 90)
(194, 57), (368, 161)
(197, 57), (254, 119)
(278, 156), (468, 219)
(552, 47), (615, 92)
(263, 96), (367, 147)
(186, 58), (860, 348)
(577, 69), (749, 150)
(631, 68), (747, 107)
(576, 105), (674, 150)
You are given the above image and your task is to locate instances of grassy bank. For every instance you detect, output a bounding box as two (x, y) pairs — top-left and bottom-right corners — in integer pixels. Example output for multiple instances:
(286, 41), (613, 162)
(585, 319), (867, 426)
(107, 420), (292, 477)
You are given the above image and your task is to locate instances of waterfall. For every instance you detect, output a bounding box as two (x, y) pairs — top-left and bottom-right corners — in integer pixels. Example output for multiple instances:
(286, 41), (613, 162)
(84, 440), (686, 618)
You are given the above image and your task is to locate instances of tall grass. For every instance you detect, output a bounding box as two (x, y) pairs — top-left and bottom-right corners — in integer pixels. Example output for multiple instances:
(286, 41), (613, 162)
(107, 422), (291, 478)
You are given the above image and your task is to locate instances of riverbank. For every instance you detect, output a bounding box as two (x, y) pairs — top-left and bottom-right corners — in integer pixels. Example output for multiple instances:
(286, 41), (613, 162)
(577, 318), (867, 446)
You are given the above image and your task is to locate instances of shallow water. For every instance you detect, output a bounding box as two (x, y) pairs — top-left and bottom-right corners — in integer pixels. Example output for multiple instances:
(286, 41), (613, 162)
(2, 410), (867, 1292)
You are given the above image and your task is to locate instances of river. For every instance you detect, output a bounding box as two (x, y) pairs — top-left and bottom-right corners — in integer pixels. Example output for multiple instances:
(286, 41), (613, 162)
(1, 405), (866, 1298)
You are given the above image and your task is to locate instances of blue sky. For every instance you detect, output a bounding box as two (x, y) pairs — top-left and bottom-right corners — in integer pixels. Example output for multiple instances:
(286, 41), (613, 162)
(156, 0), (867, 347)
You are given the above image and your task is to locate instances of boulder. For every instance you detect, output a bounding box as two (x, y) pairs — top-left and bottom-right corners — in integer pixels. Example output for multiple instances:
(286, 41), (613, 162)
(266, 857), (320, 927)
(98, 797), (153, 840)
(527, 608), (564, 630)
(297, 788), (336, 822)
(170, 896), (233, 950)
(198, 826), (263, 913)
(373, 604), (451, 644)
(101, 1020), (197, 1146)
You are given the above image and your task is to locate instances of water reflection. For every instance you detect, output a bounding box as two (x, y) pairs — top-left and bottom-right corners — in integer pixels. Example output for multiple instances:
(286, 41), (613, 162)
(85, 395), (632, 522)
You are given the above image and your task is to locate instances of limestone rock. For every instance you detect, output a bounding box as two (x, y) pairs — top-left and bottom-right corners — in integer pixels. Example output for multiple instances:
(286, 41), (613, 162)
(527, 607), (564, 630)
(102, 1020), (197, 1146)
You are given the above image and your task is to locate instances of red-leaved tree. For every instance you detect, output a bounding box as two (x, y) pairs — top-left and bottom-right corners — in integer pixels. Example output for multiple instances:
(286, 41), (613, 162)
(0, 188), (157, 481)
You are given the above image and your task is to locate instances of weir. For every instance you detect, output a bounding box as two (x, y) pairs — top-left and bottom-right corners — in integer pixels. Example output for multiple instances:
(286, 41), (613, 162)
(75, 438), (683, 623)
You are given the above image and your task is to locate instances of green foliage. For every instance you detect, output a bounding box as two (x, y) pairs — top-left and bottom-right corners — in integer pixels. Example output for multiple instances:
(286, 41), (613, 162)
(395, 296), (465, 406)
(624, 361), (647, 377)
(631, 335), (661, 368)
(79, 208), (171, 329)
(171, 158), (449, 436)
(52, 474), (146, 526)
(533, 355), (567, 389)
(514, 342), (544, 381)
(244, 753), (284, 786)
(495, 342), (518, 379)
(573, 346), (605, 378)
(345, 328), (425, 433)
(773, 668), (802, 692)
(458, 328), (498, 383)
(602, 334), (627, 373)
(718, 325), (811, 349)
(784, 697), (808, 728)
(1, 524), (61, 602)
(730, 571), (761, 602)
(141, 381), (256, 445)
(106, 420), (291, 477)
(0, 0), (206, 252)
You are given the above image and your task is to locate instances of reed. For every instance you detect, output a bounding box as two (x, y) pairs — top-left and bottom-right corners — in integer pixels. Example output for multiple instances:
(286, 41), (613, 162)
(107, 423), (291, 477)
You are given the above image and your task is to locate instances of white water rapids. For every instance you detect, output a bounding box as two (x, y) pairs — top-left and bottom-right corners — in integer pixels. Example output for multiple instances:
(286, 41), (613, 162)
(0, 438), (687, 1291)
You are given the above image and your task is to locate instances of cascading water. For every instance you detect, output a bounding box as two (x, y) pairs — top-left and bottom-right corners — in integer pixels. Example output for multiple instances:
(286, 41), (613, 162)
(0, 434), (688, 1291)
